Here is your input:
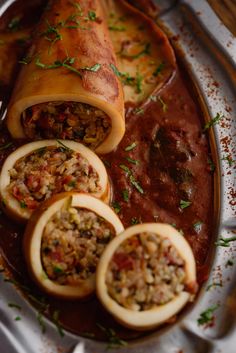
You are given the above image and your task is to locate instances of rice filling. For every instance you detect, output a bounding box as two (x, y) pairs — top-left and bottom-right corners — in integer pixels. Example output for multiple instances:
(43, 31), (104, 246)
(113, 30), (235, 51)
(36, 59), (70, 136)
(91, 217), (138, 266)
(41, 207), (116, 285)
(106, 232), (186, 311)
(8, 146), (101, 210)
(21, 101), (111, 149)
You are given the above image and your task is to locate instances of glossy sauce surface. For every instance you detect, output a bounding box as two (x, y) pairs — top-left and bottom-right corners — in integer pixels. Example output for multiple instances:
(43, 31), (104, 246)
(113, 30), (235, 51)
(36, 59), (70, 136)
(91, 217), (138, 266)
(0, 0), (213, 341)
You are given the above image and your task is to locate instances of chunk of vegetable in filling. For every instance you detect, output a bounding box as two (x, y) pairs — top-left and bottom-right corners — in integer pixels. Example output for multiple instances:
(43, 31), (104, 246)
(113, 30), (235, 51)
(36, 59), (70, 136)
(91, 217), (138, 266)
(41, 207), (116, 285)
(21, 101), (111, 149)
(8, 146), (101, 210)
(106, 232), (186, 311)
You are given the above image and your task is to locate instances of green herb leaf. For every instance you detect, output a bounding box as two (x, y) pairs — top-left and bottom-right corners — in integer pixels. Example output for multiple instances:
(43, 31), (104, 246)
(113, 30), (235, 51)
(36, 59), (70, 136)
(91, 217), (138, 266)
(206, 282), (222, 291)
(8, 17), (21, 31)
(180, 200), (191, 209)
(193, 221), (203, 233)
(203, 113), (223, 131)
(52, 310), (64, 337)
(110, 63), (122, 77)
(157, 96), (168, 112)
(37, 312), (46, 334)
(129, 175), (144, 194)
(150, 95), (157, 102)
(81, 63), (101, 72)
(215, 236), (236, 247)
(56, 139), (72, 151)
(207, 158), (215, 172)
(20, 200), (27, 209)
(35, 57), (82, 77)
(119, 164), (131, 175)
(222, 155), (235, 167)
(121, 42), (151, 59)
(109, 25), (126, 31)
(15, 316), (21, 321)
(8, 303), (21, 310)
(124, 142), (137, 151)
(112, 202), (121, 214)
(226, 259), (234, 267)
(96, 323), (127, 349)
(0, 142), (13, 151)
(197, 304), (220, 326)
(131, 217), (140, 225)
(126, 157), (139, 165)
(122, 190), (129, 202)
(136, 71), (143, 94)
(88, 11), (97, 21)
(153, 62), (164, 76)
(133, 107), (144, 115)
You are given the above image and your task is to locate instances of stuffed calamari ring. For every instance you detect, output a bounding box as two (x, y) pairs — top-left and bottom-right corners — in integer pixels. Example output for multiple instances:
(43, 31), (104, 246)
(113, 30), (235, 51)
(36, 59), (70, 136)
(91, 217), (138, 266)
(6, 0), (125, 154)
(0, 140), (110, 222)
(96, 223), (197, 330)
(23, 192), (124, 299)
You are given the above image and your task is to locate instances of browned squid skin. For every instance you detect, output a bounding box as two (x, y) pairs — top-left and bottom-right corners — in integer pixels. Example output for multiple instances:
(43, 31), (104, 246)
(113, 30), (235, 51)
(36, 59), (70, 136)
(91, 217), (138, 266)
(6, 0), (125, 154)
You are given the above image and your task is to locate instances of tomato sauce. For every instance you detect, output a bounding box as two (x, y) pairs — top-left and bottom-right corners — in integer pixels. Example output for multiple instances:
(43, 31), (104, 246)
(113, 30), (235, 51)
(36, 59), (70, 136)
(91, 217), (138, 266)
(0, 0), (213, 341)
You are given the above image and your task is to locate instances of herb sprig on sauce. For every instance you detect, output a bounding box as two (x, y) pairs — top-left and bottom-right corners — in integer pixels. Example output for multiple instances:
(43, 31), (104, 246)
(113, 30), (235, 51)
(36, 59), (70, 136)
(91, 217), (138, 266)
(197, 304), (220, 326)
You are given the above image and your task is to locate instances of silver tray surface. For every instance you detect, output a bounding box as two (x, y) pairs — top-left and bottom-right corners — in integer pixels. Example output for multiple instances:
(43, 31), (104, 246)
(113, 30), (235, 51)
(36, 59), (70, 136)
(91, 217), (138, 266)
(0, 0), (235, 352)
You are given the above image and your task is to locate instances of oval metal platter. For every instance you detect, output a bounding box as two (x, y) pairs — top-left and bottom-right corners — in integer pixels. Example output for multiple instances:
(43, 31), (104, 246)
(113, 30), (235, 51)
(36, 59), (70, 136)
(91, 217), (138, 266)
(0, 0), (235, 352)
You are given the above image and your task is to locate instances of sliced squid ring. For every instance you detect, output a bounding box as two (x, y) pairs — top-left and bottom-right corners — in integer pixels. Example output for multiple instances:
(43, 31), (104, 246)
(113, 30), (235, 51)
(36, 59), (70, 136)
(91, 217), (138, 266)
(23, 192), (124, 299)
(96, 223), (197, 330)
(0, 140), (110, 222)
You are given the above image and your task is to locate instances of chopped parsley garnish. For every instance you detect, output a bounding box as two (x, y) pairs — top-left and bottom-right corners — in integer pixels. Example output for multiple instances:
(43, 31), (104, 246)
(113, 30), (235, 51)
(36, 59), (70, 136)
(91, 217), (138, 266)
(226, 259), (234, 267)
(131, 217), (140, 225)
(0, 142), (13, 151)
(96, 323), (127, 349)
(52, 310), (64, 337)
(88, 11), (97, 21)
(197, 304), (220, 326)
(8, 17), (21, 32)
(119, 164), (131, 175)
(153, 62), (164, 76)
(133, 107), (144, 115)
(193, 221), (203, 233)
(35, 57), (82, 77)
(37, 312), (46, 334)
(215, 236), (236, 247)
(20, 200), (27, 209)
(19, 55), (32, 65)
(56, 139), (72, 151)
(110, 63), (122, 77)
(81, 63), (101, 72)
(150, 95), (157, 102)
(136, 71), (143, 94)
(8, 303), (21, 310)
(53, 266), (64, 274)
(126, 157), (139, 165)
(222, 155), (234, 167)
(121, 42), (151, 59)
(122, 190), (129, 202)
(130, 175), (144, 194)
(68, 180), (76, 188)
(119, 164), (144, 194)
(206, 282), (222, 291)
(109, 25), (126, 31)
(158, 96), (168, 112)
(124, 142), (137, 151)
(41, 20), (62, 47)
(112, 202), (121, 214)
(180, 200), (191, 209)
(203, 113), (223, 131)
(207, 158), (215, 172)
(15, 316), (21, 321)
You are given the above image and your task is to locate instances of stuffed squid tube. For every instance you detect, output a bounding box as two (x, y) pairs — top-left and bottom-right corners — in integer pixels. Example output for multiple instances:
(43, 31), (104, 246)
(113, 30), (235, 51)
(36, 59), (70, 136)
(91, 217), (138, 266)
(6, 0), (125, 154)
